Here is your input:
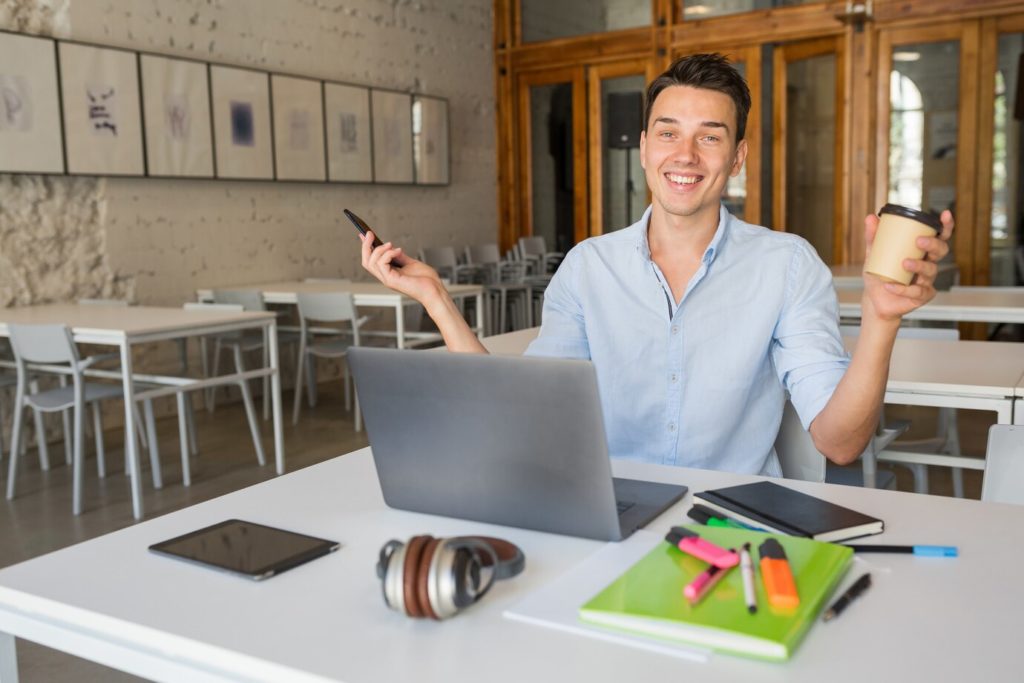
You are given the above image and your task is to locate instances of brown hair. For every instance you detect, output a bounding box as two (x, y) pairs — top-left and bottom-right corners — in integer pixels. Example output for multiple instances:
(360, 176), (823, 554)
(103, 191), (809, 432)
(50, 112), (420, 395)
(644, 53), (751, 142)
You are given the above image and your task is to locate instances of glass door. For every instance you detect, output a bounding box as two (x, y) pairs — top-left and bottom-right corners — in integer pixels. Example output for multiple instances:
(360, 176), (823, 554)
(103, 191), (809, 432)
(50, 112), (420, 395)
(977, 15), (1024, 291)
(773, 37), (845, 265)
(517, 67), (587, 253)
(876, 23), (979, 283)
(587, 59), (654, 236)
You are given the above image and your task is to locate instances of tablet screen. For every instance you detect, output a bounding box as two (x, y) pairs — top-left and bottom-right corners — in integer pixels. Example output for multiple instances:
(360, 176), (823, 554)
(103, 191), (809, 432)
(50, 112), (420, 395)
(149, 519), (340, 580)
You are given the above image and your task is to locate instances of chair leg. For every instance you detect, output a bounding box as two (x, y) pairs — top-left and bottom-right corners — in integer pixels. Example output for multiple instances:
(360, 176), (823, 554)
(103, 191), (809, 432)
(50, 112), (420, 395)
(176, 393), (191, 487)
(6, 390), (25, 500)
(58, 376), (72, 466)
(185, 394), (199, 457)
(860, 445), (877, 489)
(144, 399), (162, 489)
(209, 339), (223, 412)
(292, 345), (306, 426)
(237, 377), (266, 467)
(262, 341), (270, 421)
(92, 403), (106, 479)
(30, 406), (50, 472)
(72, 403), (84, 516)
(908, 464), (929, 494)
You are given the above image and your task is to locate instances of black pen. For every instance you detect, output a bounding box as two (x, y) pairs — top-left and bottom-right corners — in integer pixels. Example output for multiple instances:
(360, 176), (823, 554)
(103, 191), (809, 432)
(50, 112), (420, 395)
(823, 573), (871, 622)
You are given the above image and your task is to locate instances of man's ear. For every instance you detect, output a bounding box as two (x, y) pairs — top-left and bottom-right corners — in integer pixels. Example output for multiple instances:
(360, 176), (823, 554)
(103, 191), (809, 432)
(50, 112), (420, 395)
(639, 130), (647, 170)
(731, 138), (748, 177)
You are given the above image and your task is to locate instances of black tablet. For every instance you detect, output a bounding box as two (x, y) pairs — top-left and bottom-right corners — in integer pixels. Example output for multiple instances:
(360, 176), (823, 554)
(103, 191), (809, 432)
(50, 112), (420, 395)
(149, 519), (340, 580)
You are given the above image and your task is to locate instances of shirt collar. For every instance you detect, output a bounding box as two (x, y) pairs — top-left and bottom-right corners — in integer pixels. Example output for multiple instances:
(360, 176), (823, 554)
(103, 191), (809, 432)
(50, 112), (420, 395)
(634, 204), (731, 265)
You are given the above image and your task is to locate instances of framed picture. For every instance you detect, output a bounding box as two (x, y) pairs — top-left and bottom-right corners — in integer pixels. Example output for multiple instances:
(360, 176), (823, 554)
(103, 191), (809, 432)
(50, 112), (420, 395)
(0, 31), (64, 174)
(271, 74), (325, 182)
(58, 42), (145, 176)
(210, 64), (273, 180)
(140, 54), (213, 178)
(413, 95), (449, 185)
(371, 89), (413, 184)
(324, 82), (372, 183)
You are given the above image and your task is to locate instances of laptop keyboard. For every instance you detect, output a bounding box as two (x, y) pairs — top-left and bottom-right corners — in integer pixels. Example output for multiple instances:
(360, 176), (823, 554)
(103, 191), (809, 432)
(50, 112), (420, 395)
(616, 500), (636, 516)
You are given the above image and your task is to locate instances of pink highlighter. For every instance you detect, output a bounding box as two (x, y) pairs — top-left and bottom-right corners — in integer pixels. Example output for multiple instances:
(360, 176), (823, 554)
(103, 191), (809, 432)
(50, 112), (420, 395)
(665, 527), (740, 569)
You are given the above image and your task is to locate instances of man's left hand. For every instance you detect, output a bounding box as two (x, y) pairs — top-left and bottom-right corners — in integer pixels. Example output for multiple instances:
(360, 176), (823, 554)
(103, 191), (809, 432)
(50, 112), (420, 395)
(861, 209), (954, 322)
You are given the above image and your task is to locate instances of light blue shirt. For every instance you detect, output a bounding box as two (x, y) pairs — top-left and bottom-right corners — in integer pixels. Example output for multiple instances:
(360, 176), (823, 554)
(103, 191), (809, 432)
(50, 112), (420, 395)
(525, 205), (849, 476)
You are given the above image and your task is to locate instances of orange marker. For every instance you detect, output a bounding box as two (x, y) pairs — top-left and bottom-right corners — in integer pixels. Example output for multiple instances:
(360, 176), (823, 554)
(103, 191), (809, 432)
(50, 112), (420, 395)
(758, 538), (799, 609)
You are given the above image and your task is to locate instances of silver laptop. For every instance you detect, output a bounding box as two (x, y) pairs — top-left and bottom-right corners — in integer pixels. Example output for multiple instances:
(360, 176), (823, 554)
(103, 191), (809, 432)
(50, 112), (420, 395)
(347, 347), (687, 541)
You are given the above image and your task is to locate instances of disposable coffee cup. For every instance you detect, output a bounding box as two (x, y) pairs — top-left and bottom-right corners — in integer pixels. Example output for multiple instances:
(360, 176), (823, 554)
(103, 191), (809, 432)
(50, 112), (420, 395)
(864, 204), (942, 284)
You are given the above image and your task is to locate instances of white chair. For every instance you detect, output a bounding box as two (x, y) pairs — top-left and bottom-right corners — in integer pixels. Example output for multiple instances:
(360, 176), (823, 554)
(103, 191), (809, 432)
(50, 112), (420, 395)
(464, 244), (532, 335)
(774, 399), (898, 489)
(517, 236), (563, 276)
(5, 323), (155, 515)
(843, 324), (965, 495)
(210, 289), (299, 418)
(291, 292), (363, 430)
(420, 246), (482, 285)
(981, 425), (1024, 504)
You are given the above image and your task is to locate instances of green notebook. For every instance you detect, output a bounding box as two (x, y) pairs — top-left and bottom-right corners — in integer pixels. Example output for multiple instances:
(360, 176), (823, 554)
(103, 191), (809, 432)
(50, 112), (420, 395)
(579, 525), (853, 661)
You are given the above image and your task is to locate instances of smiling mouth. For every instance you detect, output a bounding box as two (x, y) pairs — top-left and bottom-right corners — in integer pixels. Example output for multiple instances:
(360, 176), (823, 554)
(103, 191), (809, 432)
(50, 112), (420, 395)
(665, 172), (703, 188)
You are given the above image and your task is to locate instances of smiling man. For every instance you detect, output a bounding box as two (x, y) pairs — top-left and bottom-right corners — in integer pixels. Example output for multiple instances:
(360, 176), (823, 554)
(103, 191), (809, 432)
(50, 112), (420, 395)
(361, 53), (953, 476)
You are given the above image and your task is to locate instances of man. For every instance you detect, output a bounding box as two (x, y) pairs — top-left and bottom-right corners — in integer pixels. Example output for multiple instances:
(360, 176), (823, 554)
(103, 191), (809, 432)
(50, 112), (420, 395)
(360, 53), (953, 476)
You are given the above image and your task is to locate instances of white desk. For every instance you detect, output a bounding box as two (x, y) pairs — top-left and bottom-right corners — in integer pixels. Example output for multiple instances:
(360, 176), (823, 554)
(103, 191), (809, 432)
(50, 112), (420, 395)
(830, 262), (958, 290)
(837, 288), (1024, 323)
(196, 280), (485, 349)
(0, 448), (1020, 682)
(0, 304), (283, 520)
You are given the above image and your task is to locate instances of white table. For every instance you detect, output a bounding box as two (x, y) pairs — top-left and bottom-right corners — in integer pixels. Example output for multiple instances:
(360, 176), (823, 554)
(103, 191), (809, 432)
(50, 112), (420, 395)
(0, 448), (1020, 682)
(0, 304), (284, 520)
(837, 288), (1024, 323)
(830, 262), (959, 290)
(196, 280), (485, 349)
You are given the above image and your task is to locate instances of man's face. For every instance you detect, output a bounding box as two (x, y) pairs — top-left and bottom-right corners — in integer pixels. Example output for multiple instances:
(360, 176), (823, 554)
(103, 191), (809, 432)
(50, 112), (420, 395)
(640, 85), (747, 226)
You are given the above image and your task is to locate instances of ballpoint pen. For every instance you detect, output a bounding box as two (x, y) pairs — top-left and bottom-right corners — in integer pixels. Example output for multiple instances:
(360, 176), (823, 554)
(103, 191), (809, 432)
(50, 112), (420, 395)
(740, 542), (757, 614)
(823, 573), (872, 622)
(844, 544), (958, 557)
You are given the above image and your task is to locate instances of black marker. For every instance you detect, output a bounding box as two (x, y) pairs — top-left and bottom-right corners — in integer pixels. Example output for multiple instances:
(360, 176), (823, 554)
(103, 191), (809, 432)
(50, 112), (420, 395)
(823, 572), (871, 622)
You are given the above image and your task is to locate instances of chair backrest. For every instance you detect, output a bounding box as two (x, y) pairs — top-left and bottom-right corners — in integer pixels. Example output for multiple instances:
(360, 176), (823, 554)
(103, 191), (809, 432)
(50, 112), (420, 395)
(518, 236), (547, 257)
(296, 291), (358, 324)
(8, 324), (79, 365)
(212, 289), (265, 311)
(773, 400), (826, 483)
(304, 277), (353, 284)
(183, 302), (244, 313)
(421, 246), (459, 270)
(465, 244), (502, 266)
(981, 425), (1024, 505)
(78, 298), (129, 307)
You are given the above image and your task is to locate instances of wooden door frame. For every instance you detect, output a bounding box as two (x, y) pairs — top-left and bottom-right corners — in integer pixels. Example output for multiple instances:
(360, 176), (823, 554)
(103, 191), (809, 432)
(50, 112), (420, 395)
(586, 58), (657, 237)
(975, 13), (1024, 285)
(875, 21), (980, 284)
(772, 36), (847, 264)
(515, 66), (588, 246)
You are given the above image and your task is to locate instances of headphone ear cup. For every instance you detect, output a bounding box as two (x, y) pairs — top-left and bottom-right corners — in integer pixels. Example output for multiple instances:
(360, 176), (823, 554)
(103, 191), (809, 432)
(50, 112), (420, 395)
(451, 547), (483, 610)
(379, 540), (406, 614)
(416, 536), (442, 619)
(402, 535), (431, 618)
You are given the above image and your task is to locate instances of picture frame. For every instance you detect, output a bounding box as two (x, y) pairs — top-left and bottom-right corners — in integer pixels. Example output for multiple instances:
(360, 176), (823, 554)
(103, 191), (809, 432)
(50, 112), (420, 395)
(271, 74), (326, 182)
(140, 54), (214, 178)
(0, 31), (64, 174)
(371, 89), (413, 184)
(58, 42), (145, 176)
(210, 64), (273, 180)
(413, 95), (449, 185)
(324, 82), (373, 183)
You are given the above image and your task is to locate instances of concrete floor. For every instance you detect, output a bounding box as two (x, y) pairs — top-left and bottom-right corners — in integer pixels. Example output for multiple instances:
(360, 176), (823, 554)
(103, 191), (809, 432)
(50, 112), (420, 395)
(0, 391), (993, 682)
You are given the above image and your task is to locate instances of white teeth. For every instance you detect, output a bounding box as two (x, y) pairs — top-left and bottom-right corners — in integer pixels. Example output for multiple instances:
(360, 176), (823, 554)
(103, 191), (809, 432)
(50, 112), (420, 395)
(667, 173), (700, 185)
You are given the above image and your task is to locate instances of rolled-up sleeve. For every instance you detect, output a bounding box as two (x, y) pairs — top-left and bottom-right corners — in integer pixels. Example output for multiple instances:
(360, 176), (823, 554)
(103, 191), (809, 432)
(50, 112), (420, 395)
(524, 246), (591, 360)
(771, 241), (850, 430)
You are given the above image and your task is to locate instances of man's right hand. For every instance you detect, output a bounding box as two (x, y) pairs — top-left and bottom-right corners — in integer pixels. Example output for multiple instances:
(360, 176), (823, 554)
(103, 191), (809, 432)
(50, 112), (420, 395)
(360, 230), (447, 307)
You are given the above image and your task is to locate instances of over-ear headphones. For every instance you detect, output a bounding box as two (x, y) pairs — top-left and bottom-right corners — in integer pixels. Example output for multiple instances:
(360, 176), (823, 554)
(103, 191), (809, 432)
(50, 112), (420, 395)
(376, 535), (525, 619)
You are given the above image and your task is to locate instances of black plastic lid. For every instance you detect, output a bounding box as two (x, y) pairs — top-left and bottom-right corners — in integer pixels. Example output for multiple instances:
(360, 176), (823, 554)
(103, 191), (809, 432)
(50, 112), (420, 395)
(878, 203), (942, 232)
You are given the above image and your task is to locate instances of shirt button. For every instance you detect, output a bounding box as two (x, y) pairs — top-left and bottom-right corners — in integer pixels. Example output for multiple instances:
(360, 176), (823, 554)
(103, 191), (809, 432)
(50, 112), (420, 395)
(668, 422), (676, 432)
(671, 326), (679, 335)
(670, 373), (678, 382)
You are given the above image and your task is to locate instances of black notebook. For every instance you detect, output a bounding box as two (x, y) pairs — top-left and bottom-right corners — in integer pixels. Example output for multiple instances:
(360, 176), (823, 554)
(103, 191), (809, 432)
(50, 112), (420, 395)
(693, 481), (883, 542)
